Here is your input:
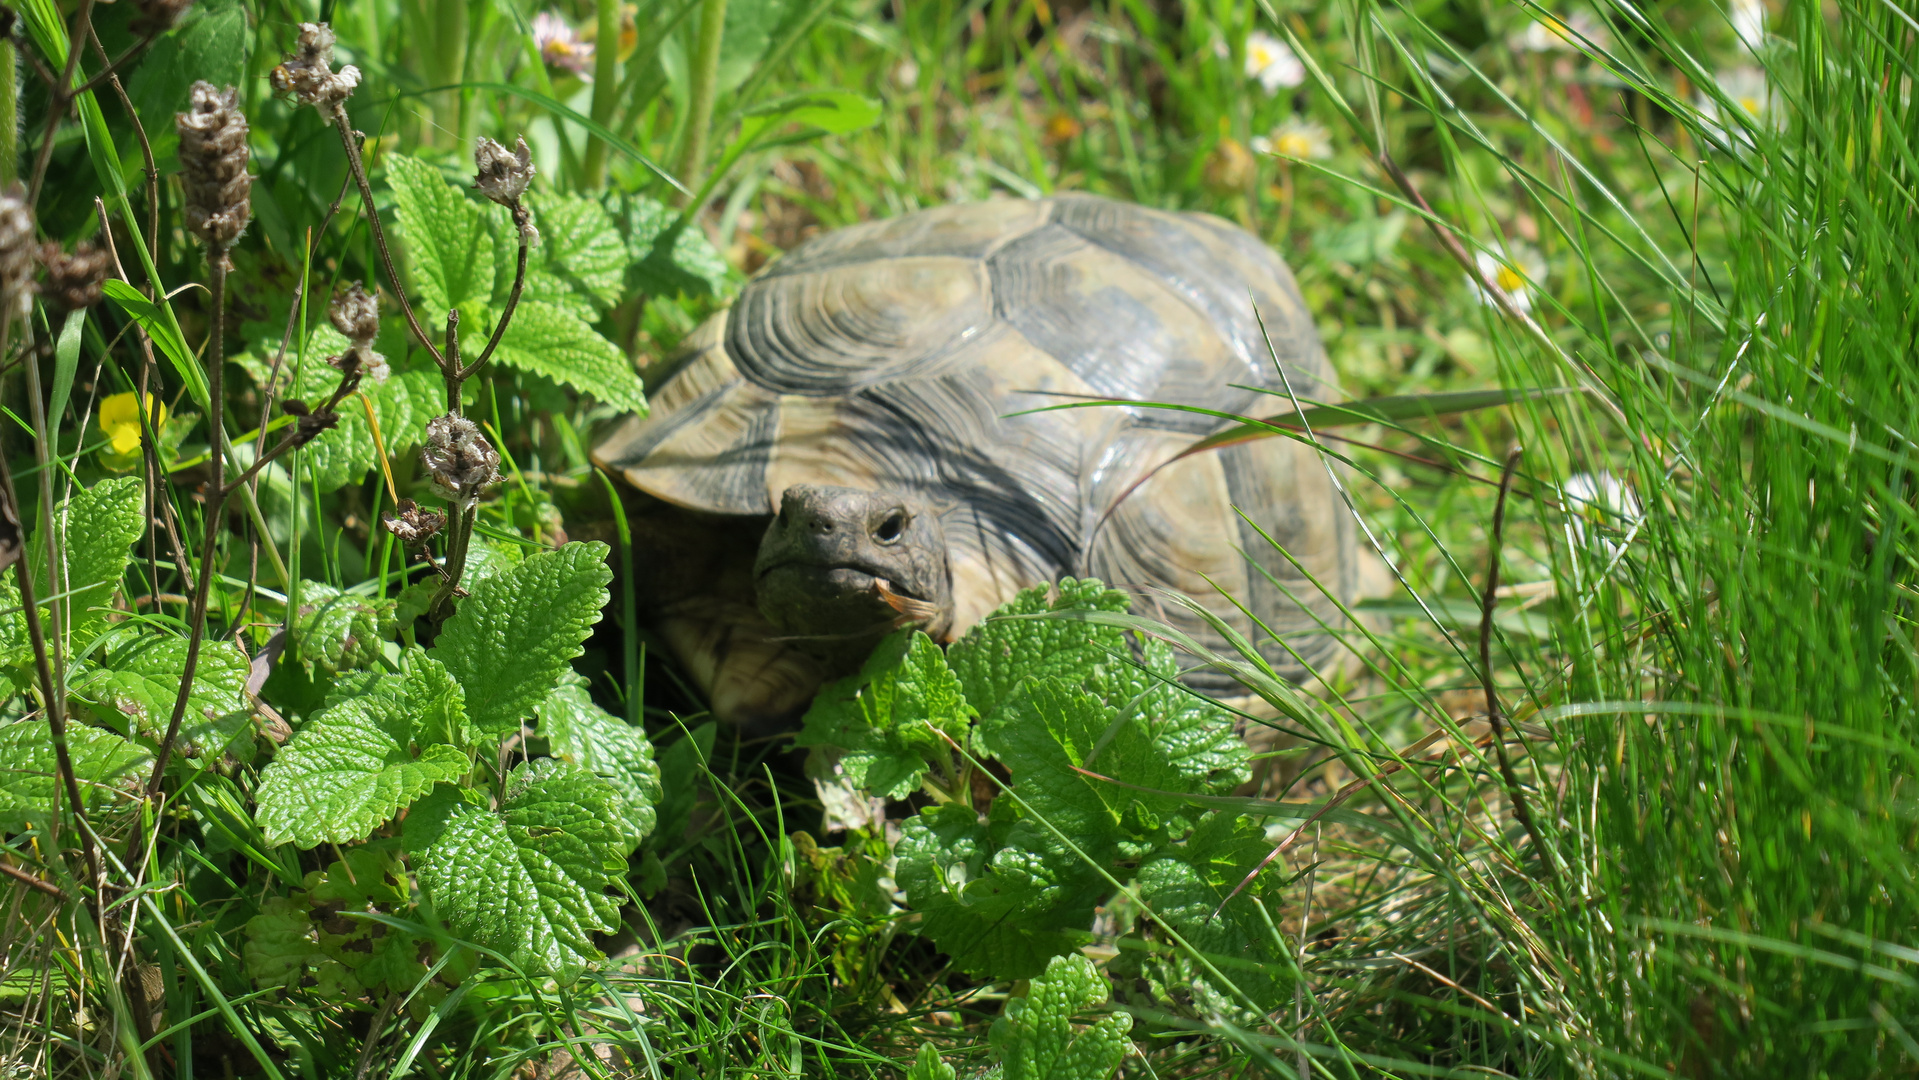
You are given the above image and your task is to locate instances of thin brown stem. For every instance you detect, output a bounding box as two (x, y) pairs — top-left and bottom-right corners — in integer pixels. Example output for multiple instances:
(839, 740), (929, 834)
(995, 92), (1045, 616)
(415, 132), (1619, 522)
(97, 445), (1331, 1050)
(67, 31), (159, 101)
(86, 29), (159, 253)
(330, 106), (445, 370)
(26, 0), (98, 206)
(443, 308), (461, 412)
(0, 856), (70, 902)
(1480, 445), (1554, 881)
(145, 254), (228, 794)
(460, 219), (527, 380)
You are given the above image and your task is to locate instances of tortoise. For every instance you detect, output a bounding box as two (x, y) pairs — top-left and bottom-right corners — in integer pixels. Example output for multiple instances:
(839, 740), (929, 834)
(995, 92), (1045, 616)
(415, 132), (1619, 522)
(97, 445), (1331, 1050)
(595, 194), (1361, 729)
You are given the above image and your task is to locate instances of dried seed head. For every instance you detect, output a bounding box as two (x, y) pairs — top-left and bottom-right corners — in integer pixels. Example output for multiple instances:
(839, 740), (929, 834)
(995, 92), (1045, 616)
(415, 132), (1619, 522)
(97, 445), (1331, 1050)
(329, 281), (380, 344)
(473, 136), (535, 208)
(39, 242), (112, 312)
(130, 0), (194, 35)
(175, 83), (252, 257)
(325, 344), (389, 385)
(269, 22), (361, 109)
(0, 187), (36, 320)
(382, 498), (447, 547)
(421, 415), (501, 502)
(282, 399), (310, 416)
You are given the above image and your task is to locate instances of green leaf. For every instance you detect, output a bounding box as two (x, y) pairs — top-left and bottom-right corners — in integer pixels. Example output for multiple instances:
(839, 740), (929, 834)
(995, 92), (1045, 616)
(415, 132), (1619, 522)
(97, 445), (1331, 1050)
(517, 192), (627, 321)
(242, 896), (331, 989)
(289, 581), (398, 674)
(796, 630), (971, 799)
(101, 280), (202, 405)
(1135, 811), (1295, 1002)
(432, 542), (612, 734)
(387, 154), (497, 312)
(894, 803), (1091, 979)
(988, 953), (1132, 1080)
(73, 633), (253, 763)
(0, 719), (149, 830)
(477, 299), (648, 414)
(738, 89), (883, 142)
(613, 193), (732, 298)
(538, 677), (660, 845)
(254, 659), (471, 848)
(30, 475), (145, 646)
(947, 578), (1133, 731)
(905, 1044), (956, 1080)
(1094, 638), (1249, 794)
(124, 0), (249, 167)
(404, 758), (630, 981)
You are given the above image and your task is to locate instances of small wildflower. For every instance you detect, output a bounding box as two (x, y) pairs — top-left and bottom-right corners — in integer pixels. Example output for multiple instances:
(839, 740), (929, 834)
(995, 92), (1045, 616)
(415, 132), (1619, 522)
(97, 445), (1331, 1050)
(421, 415), (501, 503)
(1563, 471), (1640, 557)
(1470, 246), (1545, 315)
(175, 83), (252, 257)
(892, 57), (920, 90)
(1697, 66), (1779, 147)
(1043, 112), (1082, 144)
(1256, 117), (1332, 161)
(533, 12), (594, 75)
(1512, 10), (1607, 52)
(269, 23), (361, 109)
(1731, 0), (1766, 52)
(100, 392), (165, 457)
(382, 498), (447, 547)
(1243, 30), (1305, 93)
(39, 241), (111, 311)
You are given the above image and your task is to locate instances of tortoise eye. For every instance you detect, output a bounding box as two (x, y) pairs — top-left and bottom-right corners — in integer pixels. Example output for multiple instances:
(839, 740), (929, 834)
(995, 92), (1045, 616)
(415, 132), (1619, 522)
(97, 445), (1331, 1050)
(874, 511), (907, 544)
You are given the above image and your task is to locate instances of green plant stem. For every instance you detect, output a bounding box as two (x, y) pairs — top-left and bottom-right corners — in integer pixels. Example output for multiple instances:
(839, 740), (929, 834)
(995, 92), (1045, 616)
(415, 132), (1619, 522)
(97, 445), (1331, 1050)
(0, 41), (16, 186)
(676, 0), (730, 206)
(581, 0), (621, 187)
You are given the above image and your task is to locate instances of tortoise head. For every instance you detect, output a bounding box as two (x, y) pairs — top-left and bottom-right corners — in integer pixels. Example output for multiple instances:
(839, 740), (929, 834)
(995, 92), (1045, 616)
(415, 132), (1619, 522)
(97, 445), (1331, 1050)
(753, 484), (953, 672)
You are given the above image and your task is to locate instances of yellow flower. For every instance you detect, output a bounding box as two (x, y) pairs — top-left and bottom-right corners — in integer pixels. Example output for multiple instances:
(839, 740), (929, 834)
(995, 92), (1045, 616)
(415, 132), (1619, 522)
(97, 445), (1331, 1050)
(100, 391), (163, 457)
(1254, 118), (1332, 161)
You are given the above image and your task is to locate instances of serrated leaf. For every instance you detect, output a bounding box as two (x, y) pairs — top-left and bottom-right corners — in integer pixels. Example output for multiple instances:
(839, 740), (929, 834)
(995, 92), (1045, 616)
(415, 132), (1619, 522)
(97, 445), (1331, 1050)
(894, 803), (1089, 979)
(475, 299), (647, 413)
(255, 661), (471, 848)
(0, 720), (149, 830)
(989, 953), (1132, 1080)
(538, 678), (660, 845)
(290, 581), (398, 674)
(517, 191), (627, 321)
(73, 633), (253, 763)
(30, 475), (145, 646)
(433, 542), (612, 734)
(387, 154), (496, 312)
(613, 193), (733, 298)
(948, 578), (1133, 730)
(984, 679), (1176, 843)
(797, 630), (971, 799)
(905, 1044), (956, 1080)
(1135, 812), (1294, 1002)
(1093, 638), (1248, 793)
(404, 758), (629, 981)
(243, 895), (330, 989)
(125, 0), (248, 167)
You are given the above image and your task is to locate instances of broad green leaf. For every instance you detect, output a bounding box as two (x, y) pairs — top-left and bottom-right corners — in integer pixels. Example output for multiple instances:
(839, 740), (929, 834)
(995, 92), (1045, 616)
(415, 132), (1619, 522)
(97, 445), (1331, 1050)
(0, 576), (36, 678)
(538, 677), (661, 845)
(73, 633), (253, 763)
(101, 280), (202, 404)
(387, 154), (497, 312)
(289, 581), (398, 674)
(516, 191), (627, 321)
(255, 661), (471, 848)
(894, 803), (1089, 979)
(301, 849), (430, 995)
(1135, 811), (1295, 1002)
(738, 90), (883, 143)
(404, 758), (630, 981)
(242, 896), (331, 989)
(1093, 638), (1249, 793)
(124, 0), (249, 167)
(614, 193), (732, 298)
(947, 578), (1132, 734)
(477, 299), (648, 414)
(905, 1044), (956, 1080)
(0, 719), (149, 830)
(988, 953), (1132, 1080)
(30, 475), (145, 646)
(433, 542), (612, 734)
(797, 630), (971, 799)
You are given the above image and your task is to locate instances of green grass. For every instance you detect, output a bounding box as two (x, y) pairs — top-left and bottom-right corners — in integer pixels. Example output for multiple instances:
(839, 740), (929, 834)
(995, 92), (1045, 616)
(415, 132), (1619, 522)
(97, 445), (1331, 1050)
(4, 0), (1915, 1075)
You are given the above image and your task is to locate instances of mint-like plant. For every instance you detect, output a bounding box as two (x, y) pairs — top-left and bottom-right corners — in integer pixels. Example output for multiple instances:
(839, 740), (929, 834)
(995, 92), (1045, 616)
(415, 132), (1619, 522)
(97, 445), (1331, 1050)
(908, 953), (1133, 1080)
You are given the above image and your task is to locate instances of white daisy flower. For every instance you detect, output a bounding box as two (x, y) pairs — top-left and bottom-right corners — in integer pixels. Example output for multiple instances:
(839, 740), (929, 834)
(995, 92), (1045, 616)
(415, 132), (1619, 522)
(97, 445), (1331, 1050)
(1470, 246), (1545, 315)
(1563, 471), (1641, 556)
(534, 11), (593, 75)
(1259, 117), (1333, 161)
(1512, 10), (1607, 52)
(1244, 31), (1306, 93)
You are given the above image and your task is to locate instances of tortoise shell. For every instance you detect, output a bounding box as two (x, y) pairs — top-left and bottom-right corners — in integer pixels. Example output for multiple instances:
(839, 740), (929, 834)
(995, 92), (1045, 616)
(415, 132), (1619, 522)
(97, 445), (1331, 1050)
(596, 194), (1359, 687)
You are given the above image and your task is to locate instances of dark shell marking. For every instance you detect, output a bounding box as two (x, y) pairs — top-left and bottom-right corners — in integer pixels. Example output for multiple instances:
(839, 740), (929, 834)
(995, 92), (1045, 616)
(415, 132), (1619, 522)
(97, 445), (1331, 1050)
(597, 194), (1358, 691)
